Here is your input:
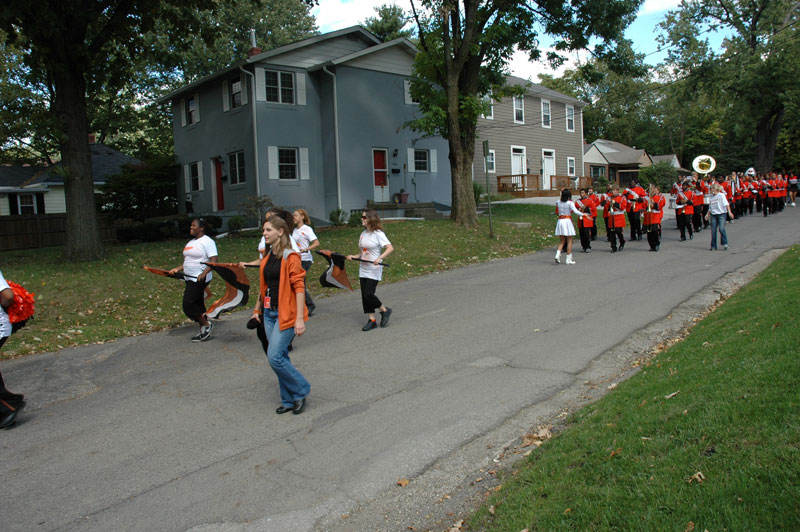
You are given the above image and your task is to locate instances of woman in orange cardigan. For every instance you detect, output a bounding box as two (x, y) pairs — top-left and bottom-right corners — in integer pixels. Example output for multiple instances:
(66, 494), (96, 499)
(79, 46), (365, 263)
(250, 216), (310, 415)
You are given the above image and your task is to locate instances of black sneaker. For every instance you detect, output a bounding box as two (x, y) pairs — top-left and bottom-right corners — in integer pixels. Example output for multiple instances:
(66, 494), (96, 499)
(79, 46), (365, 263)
(362, 320), (377, 331)
(197, 321), (213, 341)
(379, 307), (392, 327)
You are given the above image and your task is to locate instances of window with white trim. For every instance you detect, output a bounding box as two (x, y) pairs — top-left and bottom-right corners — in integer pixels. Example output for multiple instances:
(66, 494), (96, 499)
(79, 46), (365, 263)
(541, 99), (551, 128)
(278, 148), (298, 180)
(186, 96), (198, 125)
(513, 96), (524, 124)
(18, 194), (35, 214)
(485, 150), (496, 173)
(414, 150), (429, 172)
(565, 105), (575, 132)
(266, 70), (295, 104)
(228, 151), (245, 185)
(189, 162), (201, 191)
(590, 166), (605, 179)
(482, 94), (493, 119)
(230, 78), (243, 109)
(567, 157), (576, 176)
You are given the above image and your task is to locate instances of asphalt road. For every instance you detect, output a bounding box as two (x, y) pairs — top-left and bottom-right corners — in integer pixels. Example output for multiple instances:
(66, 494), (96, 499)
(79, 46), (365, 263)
(1, 205), (798, 532)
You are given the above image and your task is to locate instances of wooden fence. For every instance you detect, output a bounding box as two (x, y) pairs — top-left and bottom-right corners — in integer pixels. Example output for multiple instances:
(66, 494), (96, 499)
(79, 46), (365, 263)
(0, 213), (118, 251)
(496, 175), (593, 197)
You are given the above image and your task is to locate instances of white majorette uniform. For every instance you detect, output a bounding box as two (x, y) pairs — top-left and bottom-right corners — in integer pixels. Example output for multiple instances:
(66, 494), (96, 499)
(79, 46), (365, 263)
(292, 225), (318, 263)
(0, 270), (11, 339)
(358, 230), (391, 281)
(183, 234), (218, 282)
(554, 200), (586, 237)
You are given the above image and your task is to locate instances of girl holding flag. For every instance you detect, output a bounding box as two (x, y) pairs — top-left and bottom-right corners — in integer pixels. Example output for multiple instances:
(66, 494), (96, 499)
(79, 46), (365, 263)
(348, 209), (393, 331)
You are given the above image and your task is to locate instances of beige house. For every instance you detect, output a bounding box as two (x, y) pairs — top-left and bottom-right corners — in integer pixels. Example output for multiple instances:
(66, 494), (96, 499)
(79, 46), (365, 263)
(583, 139), (653, 187)
(472, 76), (586, 194)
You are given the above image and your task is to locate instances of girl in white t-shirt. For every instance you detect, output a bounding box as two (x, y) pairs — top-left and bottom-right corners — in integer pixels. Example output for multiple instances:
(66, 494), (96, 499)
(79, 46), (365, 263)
(0, 269), (26, 428)
(169, 218), (218, 342)
(347, 209), (394, 331)
(292, 209), (320, 316)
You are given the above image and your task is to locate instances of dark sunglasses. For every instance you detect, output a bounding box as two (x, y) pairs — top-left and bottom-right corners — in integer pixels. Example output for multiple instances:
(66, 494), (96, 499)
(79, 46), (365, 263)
(361, 215), (367, 219)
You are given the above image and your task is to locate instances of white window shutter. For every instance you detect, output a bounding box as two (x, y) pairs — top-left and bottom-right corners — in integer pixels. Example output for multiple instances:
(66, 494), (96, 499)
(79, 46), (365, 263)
(407, 148), (415, 173)
(180, 99), (186, 127)
(299, 148), (310, 180)
(184, 164), (191, 192)
(296, 73), (306, 106)
(222, 81), (230, 112)
(268, 146), (279, 180)
(194, 93), (200, 122)
(240, 74), (248, 105)
(255, 67), (266, 101)
(197, 162), (204, 191)
(404, 80), (412, 104)
(430, 149), (437, 173)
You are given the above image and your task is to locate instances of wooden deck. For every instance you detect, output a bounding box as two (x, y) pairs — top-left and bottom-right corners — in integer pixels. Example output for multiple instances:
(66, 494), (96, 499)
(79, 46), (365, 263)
(496, 174), (593, 197)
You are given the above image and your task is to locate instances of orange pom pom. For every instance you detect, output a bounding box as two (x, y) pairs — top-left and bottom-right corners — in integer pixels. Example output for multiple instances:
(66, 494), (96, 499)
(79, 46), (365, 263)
(6, 281), (35, 324)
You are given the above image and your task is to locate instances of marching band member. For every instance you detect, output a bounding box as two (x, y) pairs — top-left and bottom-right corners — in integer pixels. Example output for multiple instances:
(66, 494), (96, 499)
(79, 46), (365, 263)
(732, 174), (744, 219)
(601, 185), (613, 240)
(777, 174), (786, 212)
(691, 176), (706, 231)
(554, 188), (591, 264)
(586, 186), (600, 241)
(625, 179), (647, 241)
(602, 185), (628, 253)
(576, 189), (594, 253)
(676, 181), (694, 241)
(643, 185), (666, 252)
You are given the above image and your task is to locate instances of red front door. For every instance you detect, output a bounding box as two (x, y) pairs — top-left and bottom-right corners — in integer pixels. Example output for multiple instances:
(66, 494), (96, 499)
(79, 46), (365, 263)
(373, 149), (389, 202)
(215, 158), (224, 211)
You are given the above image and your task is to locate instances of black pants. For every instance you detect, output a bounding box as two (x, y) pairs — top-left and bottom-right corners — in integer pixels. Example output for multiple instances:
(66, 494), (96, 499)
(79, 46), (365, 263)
(702, 204), (710, 227)
(182, 280), (209, 322)
(645, 224), (662, 250)
(301, 260), (315, 310)
(763, 196), (771, 216)
(579, 226), (592, 251)
(628, 210), (641, 240)
(590, 217), (598, 240)
(360, 277), (382, 314)
(608, 227), (625, 251)
(747, 197), (754, 214)
(678, 213), (693, 240)
(692, 210), (703, 232)
(756, 195), (763, 212)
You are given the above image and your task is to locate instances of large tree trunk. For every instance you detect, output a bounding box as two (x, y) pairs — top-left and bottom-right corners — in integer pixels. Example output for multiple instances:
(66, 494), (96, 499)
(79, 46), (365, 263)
(53, 69), (104, 262)
(754, 105), (784, 173)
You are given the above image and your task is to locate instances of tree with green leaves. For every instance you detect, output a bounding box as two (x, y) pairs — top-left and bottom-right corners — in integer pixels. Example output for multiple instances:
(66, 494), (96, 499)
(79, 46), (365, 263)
(406, 0), (643, 227)
(0, 0), (219, 261)
(660, 0), (800, 173)
(362, 4), (414, 42)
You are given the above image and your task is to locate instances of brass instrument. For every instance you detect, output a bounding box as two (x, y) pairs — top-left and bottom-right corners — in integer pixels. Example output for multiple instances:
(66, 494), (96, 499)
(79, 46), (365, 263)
(692, 154), (716, 177)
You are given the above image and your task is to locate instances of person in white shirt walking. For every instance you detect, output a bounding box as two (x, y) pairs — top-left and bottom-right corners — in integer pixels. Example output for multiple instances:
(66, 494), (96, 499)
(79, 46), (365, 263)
(348, 209), (394, 331)
(705, 183), (735, 251)
(169, 219), (218, 341)
(292, 209), (320, 316)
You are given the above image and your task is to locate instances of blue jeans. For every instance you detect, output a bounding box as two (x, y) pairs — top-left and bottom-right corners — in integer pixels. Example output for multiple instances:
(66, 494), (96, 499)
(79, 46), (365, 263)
(262, 309), (310, 408)
(710, 213), (728, 249)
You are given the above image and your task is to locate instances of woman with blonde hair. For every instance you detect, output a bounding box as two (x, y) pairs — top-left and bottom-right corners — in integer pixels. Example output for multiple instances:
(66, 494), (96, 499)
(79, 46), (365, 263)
(348, 208), (393, 331)
(250, 216), (310, 415)
(292, 208), (320, 316)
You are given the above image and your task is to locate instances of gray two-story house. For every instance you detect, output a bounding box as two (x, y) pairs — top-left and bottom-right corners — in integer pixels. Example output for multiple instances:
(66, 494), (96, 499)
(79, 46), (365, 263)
(472, 76), (586, 194)
(157, 26), (451, 225)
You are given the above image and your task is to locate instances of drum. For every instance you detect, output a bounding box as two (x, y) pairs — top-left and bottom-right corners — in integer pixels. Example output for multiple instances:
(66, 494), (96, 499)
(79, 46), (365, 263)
(703, 196), (711, 205)
(668, 197), (677, 209)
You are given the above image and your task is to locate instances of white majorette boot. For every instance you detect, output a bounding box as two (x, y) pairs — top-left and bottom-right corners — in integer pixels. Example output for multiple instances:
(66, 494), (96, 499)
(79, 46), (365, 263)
(566, 253), (576, 265)
(554, 249), (561, 264)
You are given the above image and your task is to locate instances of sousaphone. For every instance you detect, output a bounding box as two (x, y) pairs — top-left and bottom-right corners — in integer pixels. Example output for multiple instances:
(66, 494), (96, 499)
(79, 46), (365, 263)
(692, 155), (716, 176)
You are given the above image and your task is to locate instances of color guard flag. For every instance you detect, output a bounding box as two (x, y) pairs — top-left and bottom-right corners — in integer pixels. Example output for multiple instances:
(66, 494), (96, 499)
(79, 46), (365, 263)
(202, 263), (250, 318)
(315, 250), (353, 291)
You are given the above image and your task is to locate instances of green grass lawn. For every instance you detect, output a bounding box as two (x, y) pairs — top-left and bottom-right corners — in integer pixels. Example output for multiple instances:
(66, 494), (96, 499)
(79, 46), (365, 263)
(2, 204), (559, 359)
(467, 246), (800, 531)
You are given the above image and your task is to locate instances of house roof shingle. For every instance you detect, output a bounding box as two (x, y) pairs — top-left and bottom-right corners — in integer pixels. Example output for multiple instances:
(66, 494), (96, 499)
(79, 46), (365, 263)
(507, 75), (585, 107)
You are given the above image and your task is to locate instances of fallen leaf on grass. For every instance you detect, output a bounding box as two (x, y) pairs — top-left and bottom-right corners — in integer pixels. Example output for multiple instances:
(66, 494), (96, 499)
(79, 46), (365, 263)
(607, 383), (618, 390)
(489, 505), (496, 515)
(685, 522), (695, 532)
(688, 471), (705, 484)
(447, 519), (464, 531)
(609, 447), (622, 458)
(564, 508), (572, 514)
(397, 478), (409, 487)
(665, 391), (680, 399)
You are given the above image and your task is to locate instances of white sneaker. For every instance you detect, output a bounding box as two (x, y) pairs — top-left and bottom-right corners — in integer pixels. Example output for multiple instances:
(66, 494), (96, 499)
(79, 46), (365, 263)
(566, 254), (576, 265)
(792, 202), (796, 207)
(554, 250), (561, 264)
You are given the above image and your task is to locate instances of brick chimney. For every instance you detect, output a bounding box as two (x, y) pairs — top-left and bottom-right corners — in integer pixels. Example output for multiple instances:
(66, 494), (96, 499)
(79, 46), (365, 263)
(247, 29), (262, 57)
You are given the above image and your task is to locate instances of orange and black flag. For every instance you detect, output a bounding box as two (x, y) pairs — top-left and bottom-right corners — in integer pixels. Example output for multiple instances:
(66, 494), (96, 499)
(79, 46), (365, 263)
(202, 262), (250, 318)
(143, 265), (196, 281)
(315, 250), (353, 291)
